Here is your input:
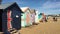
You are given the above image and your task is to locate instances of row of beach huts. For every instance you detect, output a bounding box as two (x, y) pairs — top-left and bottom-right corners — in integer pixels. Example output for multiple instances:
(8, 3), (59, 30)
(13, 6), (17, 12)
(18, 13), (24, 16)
(0, 2), (46, 34)
(21, 7), (46, 27)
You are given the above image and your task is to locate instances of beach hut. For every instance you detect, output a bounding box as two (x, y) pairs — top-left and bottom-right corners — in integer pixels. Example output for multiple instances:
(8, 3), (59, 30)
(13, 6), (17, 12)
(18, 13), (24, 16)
(21, 7), (31, 27)
(42, 13), (47, 22)
(38, 13), (43, 22)
(35, 10), (39, 23)
(38, 13), (47, 22)
(30, 9), (36, 25)
(0, 2), (23, 33)
(21, 13), (26, 27)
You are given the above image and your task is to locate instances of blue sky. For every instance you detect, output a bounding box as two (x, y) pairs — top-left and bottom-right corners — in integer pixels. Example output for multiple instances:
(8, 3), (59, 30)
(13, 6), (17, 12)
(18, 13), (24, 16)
(2, 0), (60, 15)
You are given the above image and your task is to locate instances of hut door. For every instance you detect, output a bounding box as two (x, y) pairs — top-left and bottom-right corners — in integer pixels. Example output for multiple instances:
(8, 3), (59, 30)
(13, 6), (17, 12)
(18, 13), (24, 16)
(11, 9), (21, 30)
(7, 10), (12, 30)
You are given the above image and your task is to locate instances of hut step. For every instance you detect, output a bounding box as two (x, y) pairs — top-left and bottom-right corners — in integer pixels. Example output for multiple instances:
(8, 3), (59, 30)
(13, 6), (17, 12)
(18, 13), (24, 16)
(0, 32), (4, 34)
(9, 28), (18, 34)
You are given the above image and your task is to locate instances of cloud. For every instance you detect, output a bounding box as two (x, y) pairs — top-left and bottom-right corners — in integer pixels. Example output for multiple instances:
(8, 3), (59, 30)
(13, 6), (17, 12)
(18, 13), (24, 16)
(14, 0), (26, 4)
(2, 0), (26, 4)
(42, 1), (60, 9)
(39, 1), (60, 15)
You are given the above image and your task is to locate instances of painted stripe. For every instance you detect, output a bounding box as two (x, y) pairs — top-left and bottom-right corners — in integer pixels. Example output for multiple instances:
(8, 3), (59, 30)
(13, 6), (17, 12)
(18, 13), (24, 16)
(7, 10), (12, 30)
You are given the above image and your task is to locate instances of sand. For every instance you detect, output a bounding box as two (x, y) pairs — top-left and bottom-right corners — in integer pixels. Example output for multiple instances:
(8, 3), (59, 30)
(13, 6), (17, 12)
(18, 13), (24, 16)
(20, 17), (60, 34)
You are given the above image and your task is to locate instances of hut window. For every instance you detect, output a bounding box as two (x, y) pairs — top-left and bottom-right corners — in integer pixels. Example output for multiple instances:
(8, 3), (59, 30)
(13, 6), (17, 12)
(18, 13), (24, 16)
(16, 15), (19, 18)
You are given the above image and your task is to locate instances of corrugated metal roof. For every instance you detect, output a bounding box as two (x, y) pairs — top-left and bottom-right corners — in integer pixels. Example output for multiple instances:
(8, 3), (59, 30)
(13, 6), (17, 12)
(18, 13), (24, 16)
(0, 2), (15, 9)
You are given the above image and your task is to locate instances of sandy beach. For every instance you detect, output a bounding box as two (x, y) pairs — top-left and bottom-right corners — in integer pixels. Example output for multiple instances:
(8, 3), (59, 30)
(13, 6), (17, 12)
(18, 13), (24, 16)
(20, 17), (60, 34)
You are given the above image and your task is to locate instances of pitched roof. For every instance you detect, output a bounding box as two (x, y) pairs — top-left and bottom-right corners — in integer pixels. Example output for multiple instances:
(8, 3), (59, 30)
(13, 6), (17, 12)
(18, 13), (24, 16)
(0, 2), (15, 9)
(30, 9), (36, 14)
(21, 7), (30, 12)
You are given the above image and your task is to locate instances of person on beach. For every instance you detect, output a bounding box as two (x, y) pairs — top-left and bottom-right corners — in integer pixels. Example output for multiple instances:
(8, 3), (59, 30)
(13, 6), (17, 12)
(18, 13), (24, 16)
(53, 17), (57, 21)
